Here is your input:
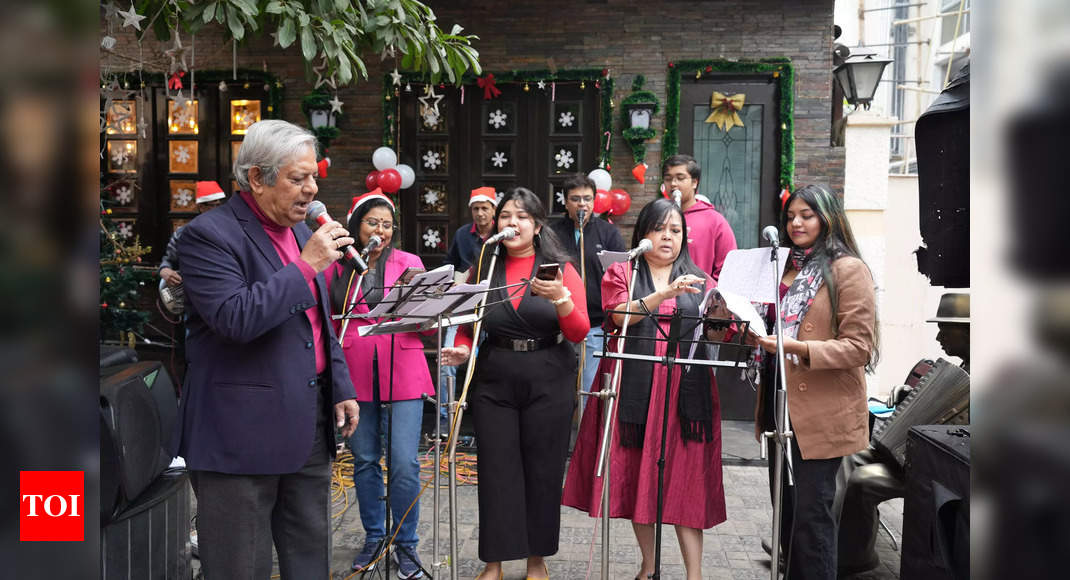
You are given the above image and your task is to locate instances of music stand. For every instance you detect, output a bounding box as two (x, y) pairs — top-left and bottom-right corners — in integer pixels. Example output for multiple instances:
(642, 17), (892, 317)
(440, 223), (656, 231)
(592, 301), (752, 580)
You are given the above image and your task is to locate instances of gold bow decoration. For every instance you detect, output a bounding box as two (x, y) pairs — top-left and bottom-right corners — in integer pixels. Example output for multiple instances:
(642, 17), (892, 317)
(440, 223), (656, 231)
(704, 92), (746, 131)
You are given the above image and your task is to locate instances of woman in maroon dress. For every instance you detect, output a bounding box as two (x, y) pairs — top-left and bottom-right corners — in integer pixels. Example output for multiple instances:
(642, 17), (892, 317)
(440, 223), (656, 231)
(562, 198), (726, 580)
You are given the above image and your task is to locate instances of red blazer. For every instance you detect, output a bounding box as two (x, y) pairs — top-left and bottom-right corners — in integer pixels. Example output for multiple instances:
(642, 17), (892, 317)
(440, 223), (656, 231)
(327, 250), (435, 402)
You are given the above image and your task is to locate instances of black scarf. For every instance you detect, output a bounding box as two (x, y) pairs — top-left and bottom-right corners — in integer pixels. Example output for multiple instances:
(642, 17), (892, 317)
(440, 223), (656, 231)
(617, 259), (715, 448)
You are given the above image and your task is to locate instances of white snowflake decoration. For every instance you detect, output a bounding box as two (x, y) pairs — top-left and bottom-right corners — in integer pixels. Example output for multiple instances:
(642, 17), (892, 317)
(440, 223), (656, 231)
(423, 189), (440, 205)
(174, 187), (192, 207)
(111, 148), (130, 166)
(558, 111), (575, 127)
(490, 151), (508, 168)
(173, 103), (195, 127)
(488, 109), (508, 129)
(554, 148), (574, 169)
(174, 144), (191, 164)
(422, 150), (442, 170)
(422, 228), (442, 249)
(555, 190), (565, 206)
(117, 222), (133, 239)
(115, 185), (133, 204)
(422, 110), (441, 128)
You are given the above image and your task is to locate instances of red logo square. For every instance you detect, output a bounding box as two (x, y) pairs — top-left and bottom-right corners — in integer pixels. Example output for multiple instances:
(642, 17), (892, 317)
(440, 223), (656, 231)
(20, 471), (84, 541)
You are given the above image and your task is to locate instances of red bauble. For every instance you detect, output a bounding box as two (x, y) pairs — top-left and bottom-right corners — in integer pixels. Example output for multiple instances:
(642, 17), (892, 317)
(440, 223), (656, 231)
(609, 189), (632, 216)
(365, 170), (380, 191)
(592, 189), (612, 214)
(378, 168), (402, 193)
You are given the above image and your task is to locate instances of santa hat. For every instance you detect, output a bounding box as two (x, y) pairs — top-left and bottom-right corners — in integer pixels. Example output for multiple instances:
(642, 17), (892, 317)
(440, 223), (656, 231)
(469, 186), (498, 207)
(317, 157), (331, 179)
(195, 181), (226, 204)
(346, 188), (394, 222)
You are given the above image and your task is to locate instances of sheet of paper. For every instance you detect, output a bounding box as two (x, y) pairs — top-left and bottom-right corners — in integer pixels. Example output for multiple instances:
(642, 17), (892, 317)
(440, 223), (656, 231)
(717, 288), (769, 337)
(718, 247), (790, 304)
(363, 264), (455, 317)
(395, 281), (489, 326)
(597, 249), (631, 270)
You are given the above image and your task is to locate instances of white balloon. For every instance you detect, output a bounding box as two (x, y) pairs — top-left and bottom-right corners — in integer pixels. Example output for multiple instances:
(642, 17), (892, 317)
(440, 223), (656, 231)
(588, 168), (612, 192)
(396, 164), (415, 189)
(372, 147), (397, 171)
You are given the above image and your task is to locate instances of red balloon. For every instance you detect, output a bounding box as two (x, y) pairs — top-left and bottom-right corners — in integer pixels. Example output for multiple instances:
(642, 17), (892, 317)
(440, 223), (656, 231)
(592, 189), (612, 214)
(365, 170), (380, 191)
(609, 189), (631, 215)
(378, 168), (402, 193)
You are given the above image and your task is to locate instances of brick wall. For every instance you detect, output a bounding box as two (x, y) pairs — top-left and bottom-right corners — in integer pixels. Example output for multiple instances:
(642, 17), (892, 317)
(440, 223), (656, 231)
(104, 0), (841, 242)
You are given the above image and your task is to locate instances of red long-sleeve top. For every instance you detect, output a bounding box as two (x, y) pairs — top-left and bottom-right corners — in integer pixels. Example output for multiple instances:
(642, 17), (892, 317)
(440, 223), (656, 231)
(454, 254), (589, 349)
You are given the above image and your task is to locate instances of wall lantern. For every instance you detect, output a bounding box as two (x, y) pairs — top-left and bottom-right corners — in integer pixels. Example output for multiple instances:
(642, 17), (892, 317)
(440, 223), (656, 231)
(834, 52), (893, 109)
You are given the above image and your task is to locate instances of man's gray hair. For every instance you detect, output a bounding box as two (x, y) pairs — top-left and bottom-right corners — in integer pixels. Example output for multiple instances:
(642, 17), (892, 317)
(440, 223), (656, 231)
(233, 120), (318, 191)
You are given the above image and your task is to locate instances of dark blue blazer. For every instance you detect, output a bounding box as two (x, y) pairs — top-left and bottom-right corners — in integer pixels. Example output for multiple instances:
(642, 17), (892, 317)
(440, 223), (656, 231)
(172, 194), (355, 474)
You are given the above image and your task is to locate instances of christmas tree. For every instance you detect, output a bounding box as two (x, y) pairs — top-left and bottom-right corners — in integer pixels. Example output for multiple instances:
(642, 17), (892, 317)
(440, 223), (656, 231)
(99, 199), (153, 344)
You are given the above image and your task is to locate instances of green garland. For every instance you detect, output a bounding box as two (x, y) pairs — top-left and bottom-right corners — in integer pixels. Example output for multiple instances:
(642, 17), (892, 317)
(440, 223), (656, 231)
(109, 69), (284, 120)
(384, 68), (615, 168)
(620, 74), (661, 164)
(664, 58), (794, 189)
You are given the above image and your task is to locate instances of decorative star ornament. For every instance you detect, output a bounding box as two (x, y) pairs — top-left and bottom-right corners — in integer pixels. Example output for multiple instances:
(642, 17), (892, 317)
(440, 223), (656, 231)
(312, 57), (336, 90)
(328, 95), (344, 115)
(537, 80), (546, 90)
(164, 32), (188, 74)
(418, 85), (443, 118)
(137, 116), (148, 138)
(101, 78), (135, 118)
(102, 1), (119, 22)
(390, 68), (402, 86)
(117, 2), (146, 31)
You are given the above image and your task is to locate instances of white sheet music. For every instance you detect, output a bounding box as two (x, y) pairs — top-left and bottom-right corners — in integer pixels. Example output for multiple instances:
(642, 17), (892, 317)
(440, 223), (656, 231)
(597, 249), (631, 270)
(363, 264), (455, 318)
(395, 282), (489, 326)
(717, 247), (790, 304)
(716, 288), (770, 337)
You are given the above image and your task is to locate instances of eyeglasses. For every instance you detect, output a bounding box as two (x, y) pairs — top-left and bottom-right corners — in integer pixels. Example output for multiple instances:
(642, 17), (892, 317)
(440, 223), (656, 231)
(362, 218), (395, 230)
(567, 196), (594, 204)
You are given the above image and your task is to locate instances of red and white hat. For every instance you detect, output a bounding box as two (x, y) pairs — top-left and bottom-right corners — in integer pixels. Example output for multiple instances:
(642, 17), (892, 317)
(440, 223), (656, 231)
(469, 186), (497, 207)
(195, 181), (225, 204)
(346, 188), (395, 222)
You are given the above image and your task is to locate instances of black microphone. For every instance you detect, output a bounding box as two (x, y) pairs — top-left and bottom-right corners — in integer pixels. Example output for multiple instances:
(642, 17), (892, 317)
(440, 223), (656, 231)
(625, 238), (654, 261)
(576, 209), (587, 227)
(360, 234), (382, 259)
(762, 225), (780, 247)
(485, 227), (517, 245)
(306, 201), (368, 274)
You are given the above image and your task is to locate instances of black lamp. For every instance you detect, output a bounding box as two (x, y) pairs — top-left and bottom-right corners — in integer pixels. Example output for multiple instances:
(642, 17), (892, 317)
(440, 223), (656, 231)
(834, 52), (892, 109)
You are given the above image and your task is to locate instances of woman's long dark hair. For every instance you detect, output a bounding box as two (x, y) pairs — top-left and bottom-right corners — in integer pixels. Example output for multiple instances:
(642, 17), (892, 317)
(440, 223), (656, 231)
(631, 198), (705, 278)
(329, 198), (394, 313)
(475, 187), (574, 276)
(781, 184), (880, 370)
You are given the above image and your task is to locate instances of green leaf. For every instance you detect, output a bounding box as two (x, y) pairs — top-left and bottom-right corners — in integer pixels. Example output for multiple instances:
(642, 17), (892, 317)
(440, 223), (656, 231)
(225, 4), (245, 40)
(337, 57), (352, 85)
(265, 1), (284, 15)
(274, 17), (293, 47)
(300, 26), (317, 61)
(298, 12), (310, 27)
(201, 2), (216, 23)
(334, 0), (350, 12)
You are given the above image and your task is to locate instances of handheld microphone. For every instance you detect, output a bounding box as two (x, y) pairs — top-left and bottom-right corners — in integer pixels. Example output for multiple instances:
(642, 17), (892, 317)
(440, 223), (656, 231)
(672, 189), (682, 207)
(762, 225), (780, 247)
(360, 234), (382, 259)
(305, 201), (368, 274)
(485, 227), (517, 245)
(625, 238), (654, 261)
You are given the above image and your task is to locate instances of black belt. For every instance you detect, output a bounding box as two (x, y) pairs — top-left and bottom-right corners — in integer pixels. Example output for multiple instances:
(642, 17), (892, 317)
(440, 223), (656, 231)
(485, 333), (564, 352)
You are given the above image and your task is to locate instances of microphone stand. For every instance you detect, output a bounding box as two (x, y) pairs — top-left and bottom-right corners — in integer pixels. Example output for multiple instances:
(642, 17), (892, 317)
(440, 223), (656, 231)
(761, 239), (794, 580)
(575, 210), (588, 411)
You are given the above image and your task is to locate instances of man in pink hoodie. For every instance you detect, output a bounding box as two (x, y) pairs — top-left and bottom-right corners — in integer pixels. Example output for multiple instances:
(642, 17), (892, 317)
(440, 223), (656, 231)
(661, 154), (737, 282)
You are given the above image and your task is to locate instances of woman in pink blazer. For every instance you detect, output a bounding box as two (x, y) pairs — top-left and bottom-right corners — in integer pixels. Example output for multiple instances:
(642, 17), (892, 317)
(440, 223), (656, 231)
(327, 191), (432, 578)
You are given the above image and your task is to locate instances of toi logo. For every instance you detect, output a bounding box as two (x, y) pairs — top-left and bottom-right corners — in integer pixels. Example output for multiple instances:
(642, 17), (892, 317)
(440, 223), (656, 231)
(20, 471), (84, 541)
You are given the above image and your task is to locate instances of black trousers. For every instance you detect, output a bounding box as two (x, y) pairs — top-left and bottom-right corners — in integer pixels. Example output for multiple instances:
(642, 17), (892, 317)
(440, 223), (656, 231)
(191, 392), (332, 579)
(837, 448), (904, 574)
(766, 439), (843, 580)
(470, 343), (576, 563)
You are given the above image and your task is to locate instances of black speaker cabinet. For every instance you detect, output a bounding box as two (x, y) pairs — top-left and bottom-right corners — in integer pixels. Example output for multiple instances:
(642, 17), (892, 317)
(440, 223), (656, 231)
(100, 361), (178, 522)
(102, 469), (192, 580)
(901, 425), (970, 580)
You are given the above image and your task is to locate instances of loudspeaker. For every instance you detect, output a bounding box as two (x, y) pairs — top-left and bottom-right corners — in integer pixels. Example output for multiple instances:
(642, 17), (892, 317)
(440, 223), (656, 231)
(100, 361), (178, 522)
(102, 469), (192, 580)
(901, 425), (970, 580)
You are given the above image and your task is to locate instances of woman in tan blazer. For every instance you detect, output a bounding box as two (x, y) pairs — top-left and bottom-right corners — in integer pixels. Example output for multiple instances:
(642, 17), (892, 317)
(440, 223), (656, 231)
(755, 184), (878, 580)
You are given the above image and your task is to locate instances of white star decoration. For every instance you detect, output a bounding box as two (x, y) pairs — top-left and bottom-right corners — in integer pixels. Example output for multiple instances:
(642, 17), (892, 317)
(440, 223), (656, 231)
(537, 80), (547, 90)
(390, 68), (402, 86)
(117, 2), (146, 31)
(329, 95), (343, 115)
(418, 85), (443, 118)
(164, 32), (188, 74)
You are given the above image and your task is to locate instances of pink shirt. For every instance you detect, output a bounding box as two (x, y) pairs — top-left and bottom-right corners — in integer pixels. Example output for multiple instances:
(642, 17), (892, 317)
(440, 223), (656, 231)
(239, 191), (326, 374)
(684, 199), (737, 283)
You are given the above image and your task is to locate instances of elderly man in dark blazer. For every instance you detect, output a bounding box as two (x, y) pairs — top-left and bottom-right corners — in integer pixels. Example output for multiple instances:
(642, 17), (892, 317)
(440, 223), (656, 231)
(174, 119), (360, 578)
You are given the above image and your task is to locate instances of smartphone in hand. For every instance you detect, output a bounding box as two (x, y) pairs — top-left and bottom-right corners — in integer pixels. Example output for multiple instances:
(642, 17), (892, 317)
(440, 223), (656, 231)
(535, 263), (560, 281)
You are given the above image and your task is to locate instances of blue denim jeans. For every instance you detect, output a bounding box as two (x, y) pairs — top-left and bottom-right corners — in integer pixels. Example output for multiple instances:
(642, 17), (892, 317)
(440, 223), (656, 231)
(578, 326), (605, 412)
(349, 397), (423, 549)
